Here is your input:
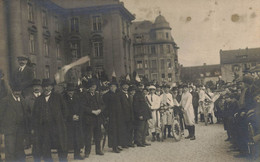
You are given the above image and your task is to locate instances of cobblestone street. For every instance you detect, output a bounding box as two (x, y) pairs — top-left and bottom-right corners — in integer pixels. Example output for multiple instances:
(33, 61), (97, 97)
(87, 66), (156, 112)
(21, 122), (257, 162)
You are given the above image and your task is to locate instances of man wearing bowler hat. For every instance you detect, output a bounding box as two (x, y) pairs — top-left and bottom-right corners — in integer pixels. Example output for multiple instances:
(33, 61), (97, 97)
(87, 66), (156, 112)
(0, 84), (27, 162)
(32, 79), (68, 162)
(81, 80), (104, 158)
(133, 82), (152, 147)
(24, 79), (42, 149)
(63, 83), (84, 160)
(12, 55), (34, 96)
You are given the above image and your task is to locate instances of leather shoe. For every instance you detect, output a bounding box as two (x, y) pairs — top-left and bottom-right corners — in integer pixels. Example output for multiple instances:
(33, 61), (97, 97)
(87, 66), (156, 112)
(74, 155), (85, 160)
(190, 136), (196, 140)
(144, 143), (151, 146)
(113, 148), (120, 153)
(117, 147), (123, 151)
(137, 144), (145, 147)
(127, 144), (135, 147)
(185, 135), (191, 139)
(122, 146), (129, 149)
(96, 151), (104, 155)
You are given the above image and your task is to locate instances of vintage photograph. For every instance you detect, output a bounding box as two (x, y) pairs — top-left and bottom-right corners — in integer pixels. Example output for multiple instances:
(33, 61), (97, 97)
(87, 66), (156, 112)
(0, 0), (259, 161)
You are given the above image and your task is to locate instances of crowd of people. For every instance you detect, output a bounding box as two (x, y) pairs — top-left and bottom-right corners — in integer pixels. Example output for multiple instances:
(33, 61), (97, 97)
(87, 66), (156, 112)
(0, 55), (259, 162)
(213, 75), (260, 158)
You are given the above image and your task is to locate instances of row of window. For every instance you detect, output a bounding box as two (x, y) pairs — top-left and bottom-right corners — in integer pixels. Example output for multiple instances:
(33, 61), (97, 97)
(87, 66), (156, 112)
(140, 73), (172, 82)
(29, 33), (104, 59)
(28, 33), (61, 58)
(136, 59), (173, 69)
(135, 44), (172, 55)
(27, 2), (102, 33)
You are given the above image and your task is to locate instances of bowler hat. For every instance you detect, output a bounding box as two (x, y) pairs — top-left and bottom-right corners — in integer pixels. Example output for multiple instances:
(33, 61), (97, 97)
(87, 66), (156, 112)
(128, 85), (136, 92)
(120, 80), (129, 86)
(11, 84), (22, 92)
(42, 79), (53, 87)
(66, 83), (76, 91)
(32, 79), (42, 86)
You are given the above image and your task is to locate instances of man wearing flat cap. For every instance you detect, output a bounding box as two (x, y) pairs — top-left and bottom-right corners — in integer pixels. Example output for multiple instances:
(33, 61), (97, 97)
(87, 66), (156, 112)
(12, 55), (34, 97)
(81, 80), (104, 158)
(0, 84), (28, 162)
(32, 79), (68, 162)
(133, 82), (152, 147)
(146, 85), (161, 141)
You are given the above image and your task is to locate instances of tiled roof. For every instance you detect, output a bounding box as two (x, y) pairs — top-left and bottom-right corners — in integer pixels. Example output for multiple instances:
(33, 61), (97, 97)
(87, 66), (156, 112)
(220, 47), (260, 64)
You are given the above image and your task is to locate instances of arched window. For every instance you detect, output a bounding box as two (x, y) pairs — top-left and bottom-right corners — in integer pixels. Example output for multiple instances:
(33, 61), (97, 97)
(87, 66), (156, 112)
(91, 35), (103, 58)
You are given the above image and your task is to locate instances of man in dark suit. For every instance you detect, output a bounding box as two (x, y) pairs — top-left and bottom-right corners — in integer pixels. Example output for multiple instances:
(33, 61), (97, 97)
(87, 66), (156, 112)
(63, 83), (84, 160)
(127, 85), (136, 147)
(133, 83), (152, 147)
(81, 81), (104, 158)
(32, 79), (68, 162)
(24, 79), (42, 148)
(0, 84), (27, 162)
(118, 81), (133, 148)
(12, 55), (34, 96)
(191, 86), (199, 124)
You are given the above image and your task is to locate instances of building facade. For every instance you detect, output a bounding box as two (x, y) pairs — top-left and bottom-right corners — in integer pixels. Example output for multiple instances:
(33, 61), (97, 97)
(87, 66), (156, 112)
(0, 0), (135, 82)
(220, 47), (260, 82)
(180, 64), (221, 85)
(131, 14), (180, 84)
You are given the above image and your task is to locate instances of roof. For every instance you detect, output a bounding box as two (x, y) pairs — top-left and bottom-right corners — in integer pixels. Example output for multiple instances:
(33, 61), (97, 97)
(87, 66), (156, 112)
(181, 64), (221, 79)
(220, 47), (260, 64)
(131, 21), (153, 34)
(51, 0), (119, 8)
(153, 14), (170, 29)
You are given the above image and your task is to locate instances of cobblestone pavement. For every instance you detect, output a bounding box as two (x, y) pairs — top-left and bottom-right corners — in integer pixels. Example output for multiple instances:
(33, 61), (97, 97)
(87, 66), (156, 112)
(20, 122), (258, 162)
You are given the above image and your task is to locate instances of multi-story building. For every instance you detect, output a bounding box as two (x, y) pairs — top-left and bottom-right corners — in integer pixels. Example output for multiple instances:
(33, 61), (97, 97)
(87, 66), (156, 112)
(220, 47), (260, 82)
(131, 13), (180, 84)
(0, 0), (135, 82)
(180, 63), (221, 85)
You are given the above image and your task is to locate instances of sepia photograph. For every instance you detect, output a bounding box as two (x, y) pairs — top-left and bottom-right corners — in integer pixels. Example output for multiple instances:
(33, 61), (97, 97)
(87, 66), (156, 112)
(0, 0), (259, 161)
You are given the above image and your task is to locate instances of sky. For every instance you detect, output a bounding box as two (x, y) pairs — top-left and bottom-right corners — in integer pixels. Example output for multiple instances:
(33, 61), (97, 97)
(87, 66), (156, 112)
(122, 0), (260, 66)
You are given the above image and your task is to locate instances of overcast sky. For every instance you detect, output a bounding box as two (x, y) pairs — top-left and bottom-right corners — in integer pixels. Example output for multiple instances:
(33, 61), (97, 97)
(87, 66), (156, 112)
(122, 0), (260, 66)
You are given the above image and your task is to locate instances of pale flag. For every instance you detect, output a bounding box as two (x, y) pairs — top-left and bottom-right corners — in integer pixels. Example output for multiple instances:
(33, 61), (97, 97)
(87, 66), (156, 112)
(135, 73), (141, 82)
(126, 74), (131, 81)
(55, 56), (90, 84)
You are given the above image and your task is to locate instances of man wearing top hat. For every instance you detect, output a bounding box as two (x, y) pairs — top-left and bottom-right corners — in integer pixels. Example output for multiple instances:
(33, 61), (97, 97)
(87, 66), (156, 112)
(103, 81), (128, 153)
(32, 79), (68, 162)
(0, 84), (28, 162)
(63, 83), (84, 160)
(133, 82), (152, 147)
(24, 79), (42, 149)
(12, 55), (34, 96)
(81, 80), (104, 158)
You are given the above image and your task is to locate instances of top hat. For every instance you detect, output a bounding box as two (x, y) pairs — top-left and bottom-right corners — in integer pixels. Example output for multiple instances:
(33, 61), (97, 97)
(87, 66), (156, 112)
(66, 83), (76, 91)
(42, 79), (53, 87)
(11, 84), (22, 92)
(32, 79), (42, 86)
(128, 85), (137, 92)
(120, 80), (130, 86)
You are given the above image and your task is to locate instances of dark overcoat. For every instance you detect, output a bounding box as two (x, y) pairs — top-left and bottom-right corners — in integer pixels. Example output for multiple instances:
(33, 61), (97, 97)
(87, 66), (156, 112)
(32, 92), (68, 151)
(118, 90), (133, 122)
(63, 92), (84, 149)
(103, 91), (128, 148)
(133, 90), (152, 120)
(12, 66), (34, 91)
(0, 94), (27, 135)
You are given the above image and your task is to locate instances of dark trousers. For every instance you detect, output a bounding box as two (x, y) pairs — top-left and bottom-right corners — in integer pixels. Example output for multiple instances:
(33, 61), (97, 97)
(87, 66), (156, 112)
(193, 106), (198, 122)
(84, 122), (101, 154)
(134, 120), (148, 145)
(4, 131), (25, 162)
(126, 121), (134, 145)
(34, 128), (67, 162)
